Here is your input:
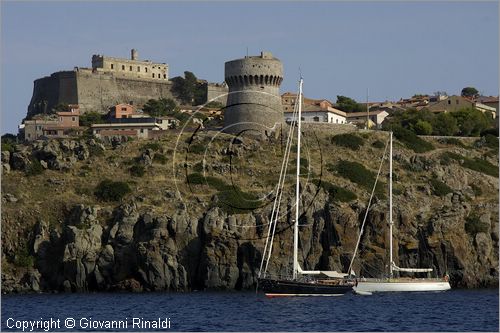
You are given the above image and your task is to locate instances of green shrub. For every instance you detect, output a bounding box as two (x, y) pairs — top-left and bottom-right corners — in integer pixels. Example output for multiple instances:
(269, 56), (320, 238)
(186, 173), (227, 191)
(189, 143), (206, 154)
(440, 152), (498, 177)
(14, 244), (33, 268)
(79, 112), (106, 127)
(143, 142), (162, 151)
(414, 120), (433, 135)
(217, 188), (262, 214)
(94, 179), (131, 201)
(25, 159), (44, 176)
(462, 158), (498, 178)
(393, 126), (434, 153)
(483, 134), (498, 150)
(89, 145), (104, 157)
(1, 142), (15, 153)
(429, 178), (453, 197)
(186, 173), (262, 214)
(129, 164), (145, 177)
(439, 137), (466, 148)
(372, 140), (385, 149)
(193, 162), (204, 172)
(471, 184), (483, 197)
(186, 172), (205, 185)
(334, 160), (385, 198)
(153, 153), (168, 164)
(464, 213), (489, 235)
(331, 133), (364, 150)
(312, 179), (357, 202)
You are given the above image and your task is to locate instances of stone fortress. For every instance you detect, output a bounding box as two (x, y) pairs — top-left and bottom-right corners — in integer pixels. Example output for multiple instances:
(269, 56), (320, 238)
(27, 49), (226, 119)
(223, 51), (284, 133)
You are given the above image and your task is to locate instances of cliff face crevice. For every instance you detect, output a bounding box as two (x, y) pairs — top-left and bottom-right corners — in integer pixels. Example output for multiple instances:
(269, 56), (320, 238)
(1, 132), (498, 293)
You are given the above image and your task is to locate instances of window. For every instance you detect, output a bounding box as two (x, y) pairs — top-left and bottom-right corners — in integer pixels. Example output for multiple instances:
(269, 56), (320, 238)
(152, 73), (155, 78)
(111, 64), (114, 69)
(140, 129), (144, 133)
(121, 107), (127, 111)
(72, 117), (76, 122)
(313, 116), (320, 122)
(163, 74), (167, 79)
(122, 65), (125, 70)
(137, 66), (140, 72)
(129, 66), (132, 71)
(456, 100), (459, 105)
(448, 100), (451, 105)
(145, 68), (148, 73)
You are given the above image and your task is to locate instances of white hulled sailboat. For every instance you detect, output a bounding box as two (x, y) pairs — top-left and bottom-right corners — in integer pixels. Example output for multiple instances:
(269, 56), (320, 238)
(352, 132), (451, 294)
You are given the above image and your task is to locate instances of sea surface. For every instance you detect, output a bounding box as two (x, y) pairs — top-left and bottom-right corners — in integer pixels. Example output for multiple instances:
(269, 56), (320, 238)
(1, 289), (498, 332)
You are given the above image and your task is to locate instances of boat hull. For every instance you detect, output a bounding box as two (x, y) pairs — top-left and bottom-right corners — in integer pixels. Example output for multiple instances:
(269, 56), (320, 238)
(354, 279), (451, 293)
(258, 278), (353, 296)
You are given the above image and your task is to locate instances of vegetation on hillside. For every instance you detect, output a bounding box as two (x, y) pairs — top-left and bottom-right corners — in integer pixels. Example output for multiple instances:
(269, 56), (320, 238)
(171, 71), (206, 105)
(79, 112), (107, 127)
(383, 107), (495, 137)
(393, 126), (434, 153)
(335, 95), (364, 113)
(94, 179), (132, 201)
(331, 133), (364, 150)
(142, 98), (189, 123)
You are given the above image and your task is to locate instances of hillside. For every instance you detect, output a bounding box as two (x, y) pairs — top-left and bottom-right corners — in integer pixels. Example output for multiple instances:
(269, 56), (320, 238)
(1, 127), (498, 292)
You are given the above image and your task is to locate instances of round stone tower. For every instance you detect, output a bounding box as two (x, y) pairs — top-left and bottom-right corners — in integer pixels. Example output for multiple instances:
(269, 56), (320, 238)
(224, 51), (283, 134)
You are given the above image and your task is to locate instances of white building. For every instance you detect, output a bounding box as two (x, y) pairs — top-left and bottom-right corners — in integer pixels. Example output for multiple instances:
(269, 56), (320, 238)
(346, 110), (389, 128)
(284, 104), (347, 124)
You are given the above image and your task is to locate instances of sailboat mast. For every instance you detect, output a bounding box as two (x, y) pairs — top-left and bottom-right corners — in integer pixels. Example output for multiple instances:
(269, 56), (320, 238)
(293, 78), (303, 280)
(389, 131), (394, 278)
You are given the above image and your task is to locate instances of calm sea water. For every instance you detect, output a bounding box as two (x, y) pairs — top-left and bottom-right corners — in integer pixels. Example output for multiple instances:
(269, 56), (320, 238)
(1, 289), (498, 332)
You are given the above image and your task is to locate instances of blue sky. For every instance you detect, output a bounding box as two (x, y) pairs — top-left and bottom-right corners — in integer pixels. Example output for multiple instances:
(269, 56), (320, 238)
(1, 1), (498, 134)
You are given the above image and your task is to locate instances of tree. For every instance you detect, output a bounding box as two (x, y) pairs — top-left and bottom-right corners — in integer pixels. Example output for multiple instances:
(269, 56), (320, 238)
(52, 103), (69, 113)
(171, 71), (205, 105)
(142, 98), (178, 117)
(432, 113), (459, 136)
(79, 112), (106, 127)
(414, 120), (433, 135)
(335, 96), (364, 113)
(452, 108), (491, 136)
(461, 87), (479, 99)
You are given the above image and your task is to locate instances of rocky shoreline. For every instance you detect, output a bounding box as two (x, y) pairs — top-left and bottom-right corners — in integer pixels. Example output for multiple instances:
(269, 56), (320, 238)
(1, 133), (498, 293)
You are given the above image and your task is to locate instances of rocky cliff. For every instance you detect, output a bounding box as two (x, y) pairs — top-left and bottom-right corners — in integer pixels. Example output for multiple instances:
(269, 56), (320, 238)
(1, 128), (498, 293)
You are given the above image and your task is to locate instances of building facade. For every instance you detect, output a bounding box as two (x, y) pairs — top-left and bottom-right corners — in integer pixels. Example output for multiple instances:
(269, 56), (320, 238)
(22, 105), (81, 141)
(346, 110), (389, 128)
(92, 49), (168, 81)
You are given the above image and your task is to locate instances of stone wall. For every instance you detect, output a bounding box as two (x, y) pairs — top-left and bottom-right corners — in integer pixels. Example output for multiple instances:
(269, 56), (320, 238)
(27, 69), (179, 117)
(26, 68), (234, 119)
(223, 52), (284, 134)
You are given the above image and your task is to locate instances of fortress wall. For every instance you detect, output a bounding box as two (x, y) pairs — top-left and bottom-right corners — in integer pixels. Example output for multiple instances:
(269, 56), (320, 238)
(58, 72), (78, 105)
(206, 84), (228, 106)
(75, 71), (177, 113)
(27, 70), (180, 117)
(27, 72), (78, 118)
